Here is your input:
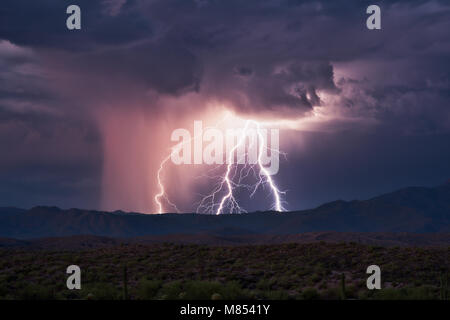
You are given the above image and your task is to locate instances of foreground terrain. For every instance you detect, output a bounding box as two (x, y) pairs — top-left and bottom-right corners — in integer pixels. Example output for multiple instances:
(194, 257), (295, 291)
(0, 241), (448, 300)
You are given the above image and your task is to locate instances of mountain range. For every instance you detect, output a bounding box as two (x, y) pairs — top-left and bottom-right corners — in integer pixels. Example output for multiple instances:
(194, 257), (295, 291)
(0, 181), (449, 240)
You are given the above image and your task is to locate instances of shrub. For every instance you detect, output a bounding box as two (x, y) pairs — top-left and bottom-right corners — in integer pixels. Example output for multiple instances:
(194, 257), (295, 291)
(17, 284), (55, 300)
(256, 278), (276, 290)
(322, 287), (340, 300)
(310, 273), (321, 284)
(211, 293), (222, 300)
(219, 281), (248, 300)
(159, 280), (183, 300)
(372, 286), (437, 300)
(136, 279), (162, 300)
(301, 287), (320, 300)
(184, 281), (222, 299)
(82, 283), (120, 300)
(264, 290), (289, 300)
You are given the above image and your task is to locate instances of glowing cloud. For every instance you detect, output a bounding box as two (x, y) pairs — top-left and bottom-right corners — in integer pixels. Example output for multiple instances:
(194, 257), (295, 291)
(154, 111), (286, 214)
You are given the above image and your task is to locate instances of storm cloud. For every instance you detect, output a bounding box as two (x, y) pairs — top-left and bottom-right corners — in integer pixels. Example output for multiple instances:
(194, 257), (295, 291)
(0, 0), (449, 211)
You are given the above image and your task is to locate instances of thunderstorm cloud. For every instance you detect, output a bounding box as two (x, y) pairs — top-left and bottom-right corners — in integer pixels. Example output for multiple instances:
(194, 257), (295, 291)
(0, 0), (449, 211)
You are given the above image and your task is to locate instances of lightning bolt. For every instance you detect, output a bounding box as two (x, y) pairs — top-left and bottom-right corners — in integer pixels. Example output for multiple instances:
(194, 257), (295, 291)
(212, 119), (285, 214)
(214, 120), (252, 215)
(154, 115), (286, 214)
(154, 153), (180, 214)
(252, 120), (285, 212)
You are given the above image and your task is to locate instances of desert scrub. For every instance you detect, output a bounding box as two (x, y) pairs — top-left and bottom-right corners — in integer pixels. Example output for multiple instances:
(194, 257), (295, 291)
(136, 278), (162, 299)
(17, 284), (56, 300)
(183, 280), (248, 300)
(263, 290), (289, 300)
(158, 280), (183, 299)
(301, 287), (320, 300)
(0, 242), (448, 300)
(371, 286), (438, 300)
(80, 282), (121, 300)
(256, 278), (276, 291)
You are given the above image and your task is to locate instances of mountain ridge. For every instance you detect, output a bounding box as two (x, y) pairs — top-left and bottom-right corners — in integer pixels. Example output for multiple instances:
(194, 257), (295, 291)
(0, 182), (449, 239)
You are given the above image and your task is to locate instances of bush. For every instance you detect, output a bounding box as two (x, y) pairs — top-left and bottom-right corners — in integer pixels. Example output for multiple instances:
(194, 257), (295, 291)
(17, 284), (55, 300)
(264, 290), (289, 300)
(159, 280), (183, 300)
(211, 293), (222, 300)
(136, 279), (162, 300)
(82, 283), (120, 300)
(184, 281), (222, 300)
(322, 287), (341, 300)
(372, 286), (437, 300)
(219, 281), (248, 300)
(301, 287), (320, 300)
(156, 280), (249, 300)
(256, 278), (276, 290)
(310, 273), (321, 284)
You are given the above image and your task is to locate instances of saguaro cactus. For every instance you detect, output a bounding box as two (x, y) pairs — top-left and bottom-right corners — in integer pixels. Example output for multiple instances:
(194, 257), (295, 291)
(123, 265), (129, 300)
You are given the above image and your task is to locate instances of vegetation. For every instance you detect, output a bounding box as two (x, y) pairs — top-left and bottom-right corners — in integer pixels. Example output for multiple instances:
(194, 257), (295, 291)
(0, 242), (448, 300)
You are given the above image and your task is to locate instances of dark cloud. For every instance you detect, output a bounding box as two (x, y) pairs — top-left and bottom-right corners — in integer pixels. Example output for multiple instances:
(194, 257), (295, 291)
(0, 0), (151, 49)
(71, 42), (202, 95)
(0, 0), (449, 210)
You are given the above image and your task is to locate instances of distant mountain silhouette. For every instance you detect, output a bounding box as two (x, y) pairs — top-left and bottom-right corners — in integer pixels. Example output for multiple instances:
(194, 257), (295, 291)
(0, 182), (449, 239)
